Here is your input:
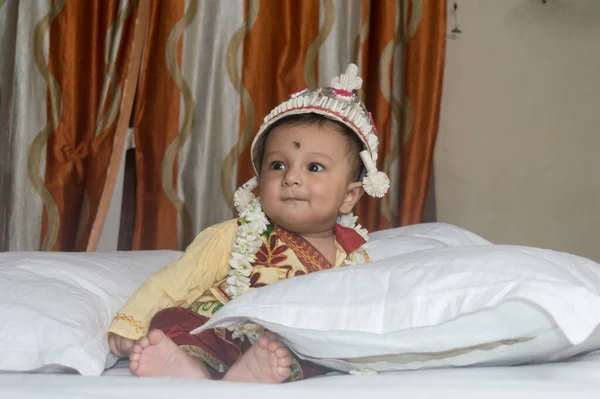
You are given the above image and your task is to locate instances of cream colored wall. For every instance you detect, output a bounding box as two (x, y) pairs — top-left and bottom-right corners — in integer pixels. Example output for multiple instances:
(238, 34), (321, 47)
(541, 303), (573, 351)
(435, 0), (600, 261)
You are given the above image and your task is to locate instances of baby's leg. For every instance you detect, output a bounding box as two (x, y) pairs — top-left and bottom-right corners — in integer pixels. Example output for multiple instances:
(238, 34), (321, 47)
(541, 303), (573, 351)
(129, 329), (211, 379)
(222, 331), (292, 383)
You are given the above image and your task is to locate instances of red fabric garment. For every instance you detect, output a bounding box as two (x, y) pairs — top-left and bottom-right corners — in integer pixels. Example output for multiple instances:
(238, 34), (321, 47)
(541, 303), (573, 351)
(333, 223), (366, 254)
(149, 307), (329, 381)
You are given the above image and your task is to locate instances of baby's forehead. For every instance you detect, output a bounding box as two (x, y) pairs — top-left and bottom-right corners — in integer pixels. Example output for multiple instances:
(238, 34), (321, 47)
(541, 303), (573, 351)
(266, 122), (349, 142)
(261, 130), (346, 158)
(260, 128), (357, 160)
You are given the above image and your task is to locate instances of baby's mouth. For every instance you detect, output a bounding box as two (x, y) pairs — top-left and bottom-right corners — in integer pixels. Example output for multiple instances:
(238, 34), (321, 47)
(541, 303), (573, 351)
(283, 197), (305, 202)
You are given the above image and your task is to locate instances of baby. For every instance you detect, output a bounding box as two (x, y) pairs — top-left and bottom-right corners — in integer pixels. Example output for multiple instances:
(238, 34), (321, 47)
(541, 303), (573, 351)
(107, 64), (390, 383)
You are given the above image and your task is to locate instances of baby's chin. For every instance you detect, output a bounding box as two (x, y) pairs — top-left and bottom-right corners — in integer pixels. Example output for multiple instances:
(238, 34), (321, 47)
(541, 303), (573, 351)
(269, 217), (305, 231)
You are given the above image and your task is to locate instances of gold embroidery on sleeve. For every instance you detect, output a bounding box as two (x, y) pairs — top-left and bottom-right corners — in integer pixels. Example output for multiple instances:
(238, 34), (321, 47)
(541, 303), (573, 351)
(112, 313), (144, 333)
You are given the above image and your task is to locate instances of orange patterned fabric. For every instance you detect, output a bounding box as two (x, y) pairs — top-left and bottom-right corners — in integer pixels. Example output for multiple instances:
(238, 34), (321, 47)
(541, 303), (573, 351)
(131, 0), (184, 250)
(5, 1), (445, 252)
(41, 0), (141, 251)
(353, 0), (398, 233)
(397, 2), (447, 226)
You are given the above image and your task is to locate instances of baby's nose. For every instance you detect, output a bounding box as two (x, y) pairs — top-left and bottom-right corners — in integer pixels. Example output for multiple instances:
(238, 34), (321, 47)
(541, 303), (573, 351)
(282, 167), (302, 186)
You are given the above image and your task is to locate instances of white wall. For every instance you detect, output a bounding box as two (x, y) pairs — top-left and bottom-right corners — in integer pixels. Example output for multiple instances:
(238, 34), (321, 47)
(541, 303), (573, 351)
(435, 0), (600, 261)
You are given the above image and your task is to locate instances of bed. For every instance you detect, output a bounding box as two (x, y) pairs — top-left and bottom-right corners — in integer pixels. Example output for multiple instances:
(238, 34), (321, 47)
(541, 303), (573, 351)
(2, 354), (600, 399)
(1, 223), (600, 398)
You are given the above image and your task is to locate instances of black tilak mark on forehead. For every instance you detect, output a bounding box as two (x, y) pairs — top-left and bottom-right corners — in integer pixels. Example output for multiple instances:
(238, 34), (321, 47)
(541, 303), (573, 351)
(293, 141), (301, 149)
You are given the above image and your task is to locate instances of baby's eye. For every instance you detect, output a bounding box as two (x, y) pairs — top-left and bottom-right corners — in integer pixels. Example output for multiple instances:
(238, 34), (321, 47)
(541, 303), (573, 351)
(270, 161), (286, 170)
(307, 163), (324, 173)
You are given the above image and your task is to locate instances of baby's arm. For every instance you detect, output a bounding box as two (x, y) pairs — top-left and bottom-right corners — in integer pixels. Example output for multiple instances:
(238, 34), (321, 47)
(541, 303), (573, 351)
(107, 219), (238, 340)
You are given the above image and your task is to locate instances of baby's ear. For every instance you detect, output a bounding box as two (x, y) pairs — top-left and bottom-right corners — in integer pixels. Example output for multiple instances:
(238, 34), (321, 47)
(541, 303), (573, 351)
(339, 182), (364, 214)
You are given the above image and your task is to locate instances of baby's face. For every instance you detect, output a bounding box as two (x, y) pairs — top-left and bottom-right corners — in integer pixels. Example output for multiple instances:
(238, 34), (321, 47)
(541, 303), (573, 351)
(259, 123), (356, 236)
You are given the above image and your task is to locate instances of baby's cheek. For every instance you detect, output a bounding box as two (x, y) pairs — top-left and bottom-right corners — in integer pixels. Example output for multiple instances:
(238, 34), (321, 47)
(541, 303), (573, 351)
(260, 192), (276, 212)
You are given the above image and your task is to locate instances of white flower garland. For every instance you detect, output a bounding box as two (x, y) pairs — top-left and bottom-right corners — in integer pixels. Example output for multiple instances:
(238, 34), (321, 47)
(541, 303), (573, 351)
(224, 196), (269, 299)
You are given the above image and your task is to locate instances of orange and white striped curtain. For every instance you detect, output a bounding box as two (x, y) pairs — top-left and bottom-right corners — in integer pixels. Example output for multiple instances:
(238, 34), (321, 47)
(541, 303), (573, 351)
(0, 0), (145, 251)
(0, 0), (446, 252)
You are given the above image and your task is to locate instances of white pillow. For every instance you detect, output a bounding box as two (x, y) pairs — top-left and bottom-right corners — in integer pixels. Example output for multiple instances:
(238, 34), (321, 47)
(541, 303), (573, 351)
(367, 222), (492, 260)
(193, 235), (600, 373)
(0, 250), (182, 376)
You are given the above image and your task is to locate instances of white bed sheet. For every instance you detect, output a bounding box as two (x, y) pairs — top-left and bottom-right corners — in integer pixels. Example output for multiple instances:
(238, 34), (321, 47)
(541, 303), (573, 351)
(1, 352), (599, 399)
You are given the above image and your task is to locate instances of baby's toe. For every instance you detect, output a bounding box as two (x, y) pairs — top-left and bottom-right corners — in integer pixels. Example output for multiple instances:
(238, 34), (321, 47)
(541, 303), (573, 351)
(128, 361), (139, 373)
(138, 336), (150, 348)
(255, 334), (271, 349)
(277, 355), (292, 367)
(267, 339), (285, 352)
(276, 366), (291, 379)
(274, 346), (289, 358)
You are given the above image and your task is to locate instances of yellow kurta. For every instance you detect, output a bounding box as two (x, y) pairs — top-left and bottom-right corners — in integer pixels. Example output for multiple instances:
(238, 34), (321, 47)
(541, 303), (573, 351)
(108, 219), (356, 339)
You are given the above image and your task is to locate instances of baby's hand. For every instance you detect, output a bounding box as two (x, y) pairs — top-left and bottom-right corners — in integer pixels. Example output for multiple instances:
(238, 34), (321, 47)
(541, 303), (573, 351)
(108, 332), (136, 358)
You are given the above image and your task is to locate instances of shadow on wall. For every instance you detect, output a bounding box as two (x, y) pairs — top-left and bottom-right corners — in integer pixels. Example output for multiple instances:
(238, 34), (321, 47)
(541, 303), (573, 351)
(507, 0), (600, 29)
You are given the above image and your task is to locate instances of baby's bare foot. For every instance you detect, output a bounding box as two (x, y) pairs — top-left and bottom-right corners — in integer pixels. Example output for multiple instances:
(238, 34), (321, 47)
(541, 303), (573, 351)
(129, 329), (210, 379)
(222, 331), (292, 383)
